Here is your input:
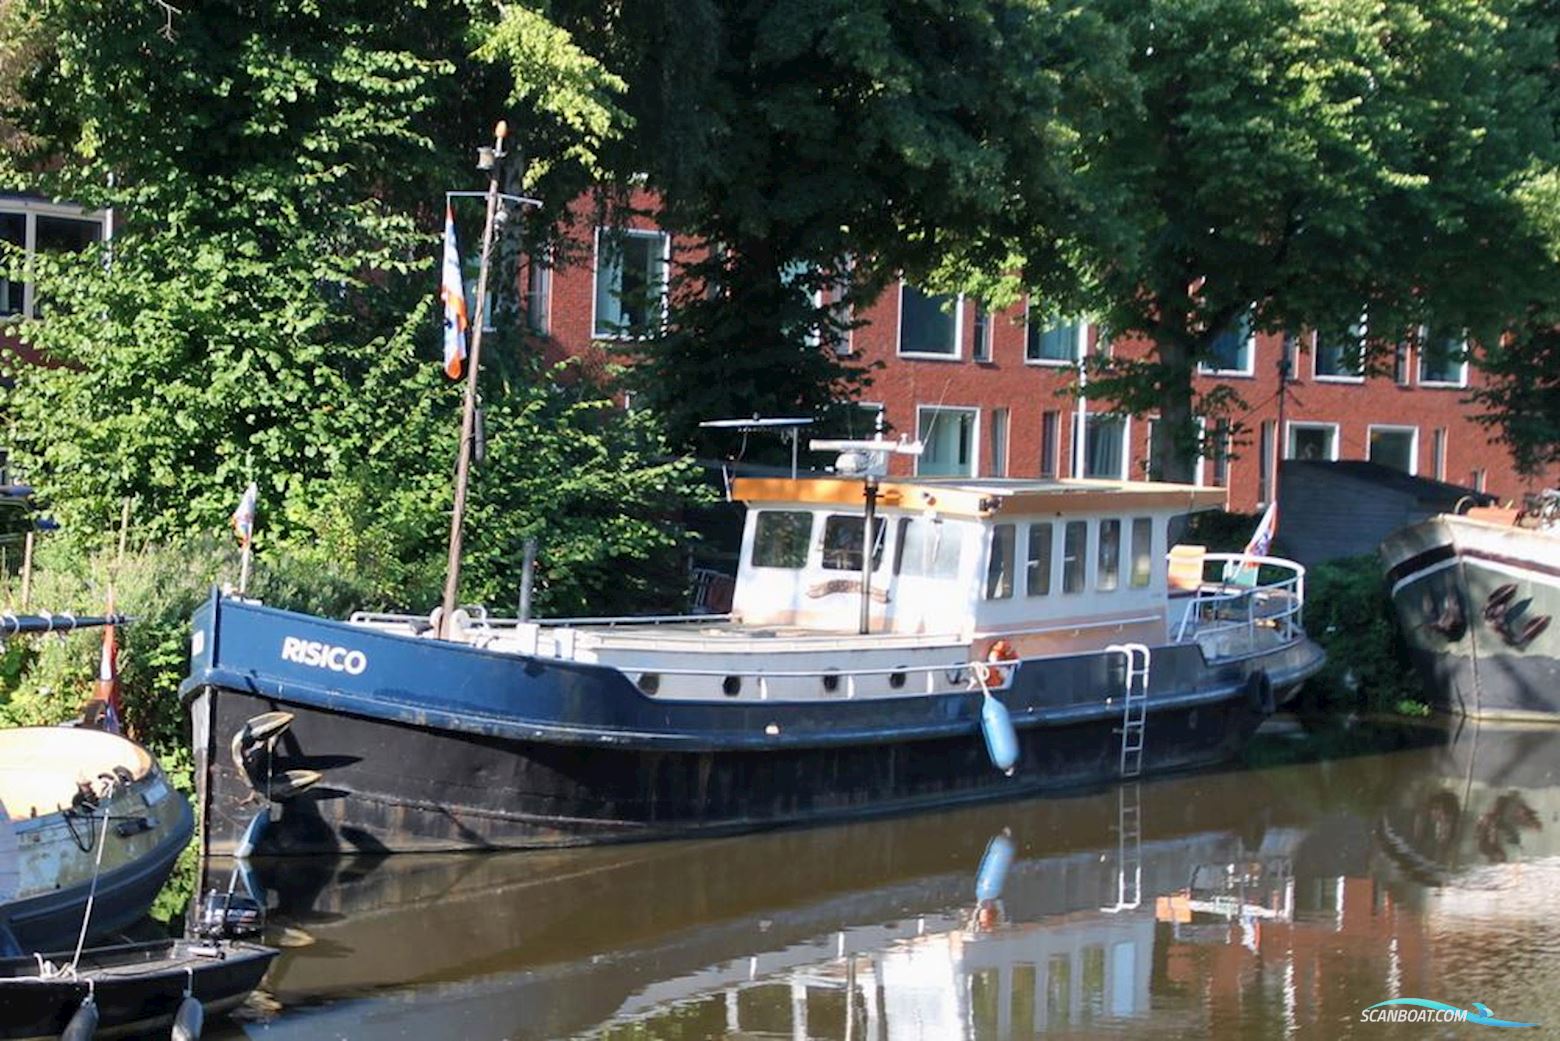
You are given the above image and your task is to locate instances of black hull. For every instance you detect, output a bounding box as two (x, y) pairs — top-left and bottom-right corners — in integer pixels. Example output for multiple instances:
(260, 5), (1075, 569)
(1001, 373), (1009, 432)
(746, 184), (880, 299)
(0, 939), (276, 1041)
(195, 684), (1265, 856)
(184, 595), (1325, 856)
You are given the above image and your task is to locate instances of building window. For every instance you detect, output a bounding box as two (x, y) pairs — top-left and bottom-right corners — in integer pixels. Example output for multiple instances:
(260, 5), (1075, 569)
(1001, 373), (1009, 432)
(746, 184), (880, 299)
(1368, 425), (1417, 475)
(985, 524), (1015, 600)
(989, 408), (1009, 477)
(0, 201), (105, 319)
(1026, 522), (1053, 596)
(1025, 308), (1082, 364)
(1130, 517), (1153, 588)
(523, 253), (551, 335)
(1209, 419), (1231, 487)
(1084, 415), (1128, 480)
(1258, 420), (1276, 504)
(593, 228), (668, 338)
(1419, 329), (1468, 386)
(1393, 343), (1411, 385)
(1432, 427), (1447, 481)
(1039, 411), (1060, 478)
(1201, 310), (1254, 375)
(917, 406), (978, 476)
(1286, 422), (1339, 461)
(1097, 518), (1121, 592)
(1314, 318), (1365, 380)
(1471, 468), (1486, 492)
(1061, 520), (1087, 593)
(898, 283), (961, 357)
(972, 303), (993, 362)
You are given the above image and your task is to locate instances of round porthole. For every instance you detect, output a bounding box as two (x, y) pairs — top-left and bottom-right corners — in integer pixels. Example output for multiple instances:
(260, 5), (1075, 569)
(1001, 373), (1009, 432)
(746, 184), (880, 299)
(889, 670), (907, 690)
(822, 672), (840, 693)
(723, 675), (742, 697)
(637, 672), (660, 695)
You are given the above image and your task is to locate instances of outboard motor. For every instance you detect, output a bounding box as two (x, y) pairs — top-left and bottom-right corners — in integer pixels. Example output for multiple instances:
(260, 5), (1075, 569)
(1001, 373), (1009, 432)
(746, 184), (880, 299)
(196, 888), (264, 940)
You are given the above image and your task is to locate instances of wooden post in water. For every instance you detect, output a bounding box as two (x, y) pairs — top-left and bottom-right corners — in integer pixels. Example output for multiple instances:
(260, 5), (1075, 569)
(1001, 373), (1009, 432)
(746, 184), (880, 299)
(440, 121), (509, 639)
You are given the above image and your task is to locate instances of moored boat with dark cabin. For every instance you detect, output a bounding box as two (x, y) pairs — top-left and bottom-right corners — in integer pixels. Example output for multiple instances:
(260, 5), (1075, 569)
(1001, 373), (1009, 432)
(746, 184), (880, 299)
(183, 469), (1324, 857)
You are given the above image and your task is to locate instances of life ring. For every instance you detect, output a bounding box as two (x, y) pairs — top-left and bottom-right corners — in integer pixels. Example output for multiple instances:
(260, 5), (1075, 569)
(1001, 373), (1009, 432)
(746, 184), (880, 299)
(982, 639), (1020, 686)
(1245, 670), (1275, 716)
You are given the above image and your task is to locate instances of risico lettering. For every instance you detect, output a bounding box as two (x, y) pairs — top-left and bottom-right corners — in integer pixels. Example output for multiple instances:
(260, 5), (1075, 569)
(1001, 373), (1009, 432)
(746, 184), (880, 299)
(280, 636), (368, 676)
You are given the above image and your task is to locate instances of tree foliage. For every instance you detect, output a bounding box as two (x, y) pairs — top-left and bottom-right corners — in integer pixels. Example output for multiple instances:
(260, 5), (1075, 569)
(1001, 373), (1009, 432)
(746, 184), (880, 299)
(554, 0), (1130, 455)
(1004, 0), (1560, 481)
(0, 0), (701, 618)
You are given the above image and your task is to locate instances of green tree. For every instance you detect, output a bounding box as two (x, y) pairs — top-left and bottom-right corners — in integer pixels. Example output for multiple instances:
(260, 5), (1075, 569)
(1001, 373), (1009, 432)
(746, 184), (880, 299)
(554, 0), (1129, 456)
(0, 0), (700, 616)
(1011, 0), (1558, 481)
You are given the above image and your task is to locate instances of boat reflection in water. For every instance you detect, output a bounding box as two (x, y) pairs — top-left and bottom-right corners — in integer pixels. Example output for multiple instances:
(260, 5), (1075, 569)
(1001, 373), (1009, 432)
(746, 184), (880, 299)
(204, 726), (1560, 1039)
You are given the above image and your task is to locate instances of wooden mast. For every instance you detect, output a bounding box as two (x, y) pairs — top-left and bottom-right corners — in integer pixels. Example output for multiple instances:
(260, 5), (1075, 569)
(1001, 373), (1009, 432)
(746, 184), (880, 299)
(439, 121), (508, 639)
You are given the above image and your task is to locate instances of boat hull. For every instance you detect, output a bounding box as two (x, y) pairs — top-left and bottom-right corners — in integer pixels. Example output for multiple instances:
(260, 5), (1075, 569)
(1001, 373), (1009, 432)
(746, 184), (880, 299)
(1381, 516), (1560, 721)
(183, 596), (1325, 856)
(0, 939), (276, 1041)
(1, 733), (194, 954)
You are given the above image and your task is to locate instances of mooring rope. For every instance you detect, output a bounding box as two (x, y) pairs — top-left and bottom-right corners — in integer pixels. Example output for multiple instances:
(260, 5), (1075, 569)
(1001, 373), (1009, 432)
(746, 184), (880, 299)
(62, 790), (115, 978)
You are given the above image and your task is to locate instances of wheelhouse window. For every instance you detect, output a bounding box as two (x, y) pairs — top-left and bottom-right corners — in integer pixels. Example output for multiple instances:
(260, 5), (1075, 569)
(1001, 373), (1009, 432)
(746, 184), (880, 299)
(898, 283), (961, 357)
(1026, 522), (1054, 596)
(1097, 519), (1121, 592)
(985, 524), (1016, 600)
(1201, 311), (1254, 375)
(821, 515), (885, 572)
(1062, 521), (1087, 594)
(897, 516), (965, 579)
(917, 406), (977, 477)
(751, 511), (813, 568)
(1025, 309), (1082, 363)
(1130, 517), (1153, 588)
(593, 228), (668, 338)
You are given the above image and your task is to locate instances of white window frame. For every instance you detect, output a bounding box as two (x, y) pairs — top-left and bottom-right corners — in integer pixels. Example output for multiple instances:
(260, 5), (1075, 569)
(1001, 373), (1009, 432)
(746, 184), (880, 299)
(0, 197), (107, 320)
(1080, 413), (1131, 481)
(1285, 420), (1340, 462)
(523, 251), (552, 335)
(1024, 304), (1086, 366)
(896, 282), (964, 360)
(591, 226), (670, 340)
(1312, 319), (1366, 384)
(972, 302), (994, 363)
(1198, 309), (1257, 377)
(988, 406), (1009, 477)
(1417, 327), (1469, 388)
(915, 405), (980, 477)
(1367, 424), (1419, 475)
(1144, 416), (1204, 486)
(1432, 427), (1447, 481)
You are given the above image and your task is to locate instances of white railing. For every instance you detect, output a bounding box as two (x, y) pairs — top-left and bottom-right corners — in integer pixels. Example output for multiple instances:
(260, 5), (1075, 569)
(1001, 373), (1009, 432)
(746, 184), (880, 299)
(1171, 552), (1306, 656)
(348, 608), (733, 631)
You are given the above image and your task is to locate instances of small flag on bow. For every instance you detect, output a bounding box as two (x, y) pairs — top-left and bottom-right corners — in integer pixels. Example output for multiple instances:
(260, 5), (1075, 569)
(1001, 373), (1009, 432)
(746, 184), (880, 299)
(440, 206), (469, 380)
(96, 615), (122, 735)
(231, 482), (258, 548)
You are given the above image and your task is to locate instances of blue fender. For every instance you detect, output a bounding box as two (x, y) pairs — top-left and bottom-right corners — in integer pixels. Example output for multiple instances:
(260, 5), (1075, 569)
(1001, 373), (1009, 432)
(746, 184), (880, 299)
(980, 691), (1019, 775)
(975, 830), (1016, 902)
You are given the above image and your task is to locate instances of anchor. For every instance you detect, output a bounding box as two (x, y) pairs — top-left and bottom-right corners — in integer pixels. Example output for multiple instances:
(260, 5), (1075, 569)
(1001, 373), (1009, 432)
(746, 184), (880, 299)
(229, 711), (322, 802)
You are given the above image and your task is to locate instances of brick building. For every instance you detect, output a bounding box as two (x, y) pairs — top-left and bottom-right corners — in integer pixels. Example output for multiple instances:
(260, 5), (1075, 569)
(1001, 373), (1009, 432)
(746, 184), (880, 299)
(523, 212), (1560, 512)
(7, 188), (1556, 512)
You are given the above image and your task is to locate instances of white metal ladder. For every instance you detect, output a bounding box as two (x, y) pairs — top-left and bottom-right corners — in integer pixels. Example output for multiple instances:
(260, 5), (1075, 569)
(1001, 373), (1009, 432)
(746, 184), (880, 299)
(1107, 642), (1151, 778)
(1103, 780), (1143, 912)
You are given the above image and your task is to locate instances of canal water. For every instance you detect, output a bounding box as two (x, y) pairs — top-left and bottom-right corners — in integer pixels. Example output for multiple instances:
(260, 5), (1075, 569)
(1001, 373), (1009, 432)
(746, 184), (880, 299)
(202, 721), (1560, 1040)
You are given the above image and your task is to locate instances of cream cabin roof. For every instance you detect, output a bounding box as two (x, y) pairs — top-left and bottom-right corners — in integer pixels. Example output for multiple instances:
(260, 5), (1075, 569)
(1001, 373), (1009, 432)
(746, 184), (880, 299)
(731, 476), (1226, 520)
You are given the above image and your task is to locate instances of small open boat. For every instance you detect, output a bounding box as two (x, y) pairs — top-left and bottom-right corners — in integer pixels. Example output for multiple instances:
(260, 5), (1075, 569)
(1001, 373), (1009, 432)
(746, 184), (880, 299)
(0, 938), (277, 1040)
(0, 727), (194, 953)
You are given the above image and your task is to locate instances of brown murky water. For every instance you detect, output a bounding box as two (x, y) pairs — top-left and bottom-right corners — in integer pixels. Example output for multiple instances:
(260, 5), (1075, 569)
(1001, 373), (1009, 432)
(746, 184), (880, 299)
(204, 721), (1560, 1040)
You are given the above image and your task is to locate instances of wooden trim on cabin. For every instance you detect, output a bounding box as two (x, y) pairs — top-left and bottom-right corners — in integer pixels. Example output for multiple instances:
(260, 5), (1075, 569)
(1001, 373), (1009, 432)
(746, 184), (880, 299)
(731, 477), (1226, 518)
